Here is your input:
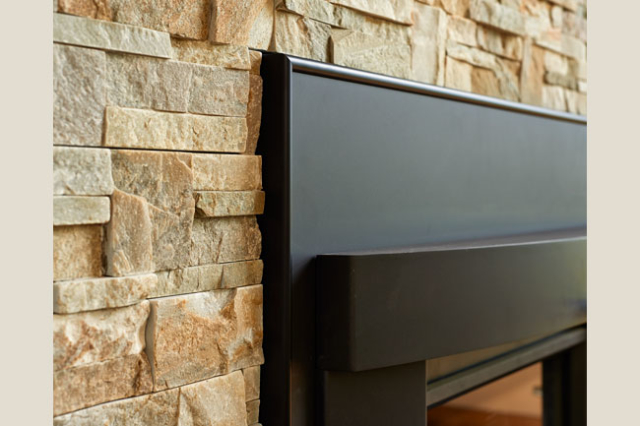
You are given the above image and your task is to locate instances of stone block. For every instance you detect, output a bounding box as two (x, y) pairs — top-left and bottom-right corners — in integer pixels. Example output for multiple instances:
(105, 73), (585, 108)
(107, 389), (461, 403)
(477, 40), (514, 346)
(243, 365), (261, 401)
(192, 154), (262, 191)
(469, 0), (526, 36)
(179, 371), (248, 426)
(146, 285), (264, 389)
(247, 400), (260, 425)
(445, 56), (472, 92)
(53, 301), (149, 370)
(250, 50), (262, 75)
(53, 44), (106, 147)
(53, 196), (110, 226)
(544, 50), (569, 74)
(196, 191), (265, 217)
(53, 388), (180, 426)
(104, 107), (247, 153)
(245, 74), (263, 154)
(520, 39), (546, 106)
(440, 0), (470, 16)
(248, 0), (275, 50)
(53, 353), (153, 416)
(277, 0), (343, 26)
(209, 0), (272, 45)
(335, 6), (410, 45)
(274, 11), (332, 62)
(171, 39), (251, 69)
(446, 41), (497, 70)
(331, 29), (412, 79)
(152, 264), (223, 297)
(544, 71), (578, 90)
(411, 4), (448, 85)
(53, 147), (114, 196)
(542, 85), (566, 111)
(54, 225), (103, 281)
(188, 64), (249, 117)
(477, 26), (523, 60)
(447, 16), (477, 47)
(189, 217), (262, 265)
(564, 89), (586, 115)
(53, 13), (172, 58)
(222, 260), (264, 289)
(328, 0), (412, 25)
(562, 10), (586, 42)
(536, 31), (586, 61)
(54, 274), (156, 313)
(547, 0), (577, 12)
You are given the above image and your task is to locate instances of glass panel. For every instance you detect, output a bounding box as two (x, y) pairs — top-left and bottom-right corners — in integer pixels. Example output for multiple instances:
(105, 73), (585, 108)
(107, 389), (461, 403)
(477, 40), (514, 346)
(428, 363), (542, 426)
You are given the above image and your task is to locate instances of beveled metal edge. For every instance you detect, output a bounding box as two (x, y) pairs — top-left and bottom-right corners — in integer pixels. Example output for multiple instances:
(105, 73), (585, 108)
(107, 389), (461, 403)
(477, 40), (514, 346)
(281, 54), (587, 125)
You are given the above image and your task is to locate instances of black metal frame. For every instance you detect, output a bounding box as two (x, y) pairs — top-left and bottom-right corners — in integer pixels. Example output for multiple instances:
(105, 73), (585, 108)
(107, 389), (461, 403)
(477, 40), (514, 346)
(257, 53), (587, 426)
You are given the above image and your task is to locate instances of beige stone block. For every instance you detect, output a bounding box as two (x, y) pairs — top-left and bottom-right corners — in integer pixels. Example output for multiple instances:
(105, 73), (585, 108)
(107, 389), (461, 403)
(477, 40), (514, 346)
(544, 71), (577, 90)
(445, 56), (472, 92)
(547, 0), (577, 12)
(192, 154), (262, 191)
(544, 50), (569, 74)
(179, 371), (248, 426)
(565, 89), (586, 115)
(277, 0), (343, 26)
(246, 74), (263, 155)
(53, 44), (106, 147)
(152, 264), (223, 297)
(577, 80), (587, 94)
(104, 107), (247, 153)
(440, 0), (470, 16)
(54, 274), (156, 314)
(53, 388), (180, 426)
(54, 196), (110, 226)
(53, 13), (172, 58)
(248, 0), (275, 50)
(535, 31), (586, 61)
(335, 6), (410, 45)
(562, 10), (586, 42)
(247, 400), (260, 424)
(189, 217), (262, 265)
(147, 285), (264, 389)
(210, 0), (272, 45)
(54, 147), (114, 196)
(542, 85), (566, 111)
(447, 16), (477, 47)
(53, 353), (153, 416)
(274, 11), (332, 62)
(446, 41), (497, 70)
(53, 302), (149, 370)
(328, 0), (412, 24)
(171, 39), (251, 69)
(411, 4), (448, 85)
(243, 366), (261, 401)
(188, 65), (250, 117)
(331, 29), (412, 79)
(471, 66), (501, 99)
(105, 189), (155, 276)
(477, 26), (523, 60)
(54, 225), (103, 281)
(250, 50), (262, 75)
(520, 39), (546, 106)
(196, 191), (265, 217)
(57, 0), (112, 20)
(469, 0), (526, 36)
(223, 260), (264, 289)
(550, 5), (563, 28)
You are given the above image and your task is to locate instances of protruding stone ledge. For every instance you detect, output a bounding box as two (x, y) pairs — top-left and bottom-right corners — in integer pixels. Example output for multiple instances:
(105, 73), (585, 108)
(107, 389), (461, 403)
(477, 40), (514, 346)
(54, 196), (110, 226)
(54, 275), (156, 313)
(171, 39), (251, 69)
(469, 0), (526, 36)
(53, 13), (172, 58)
(247, 399), (260, 424)
(195, 191), (265, 217)
(54, 147), (114, 196)
(329, 0), (412, 25)
(54, 225), (104, 281)
(192, 154), (262, 191)
(274, 12), (332, 62)
(189, 217), (262, 265)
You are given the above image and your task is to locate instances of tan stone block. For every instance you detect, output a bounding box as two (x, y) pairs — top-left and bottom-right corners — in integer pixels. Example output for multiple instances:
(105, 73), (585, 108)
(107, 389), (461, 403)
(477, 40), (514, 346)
(331, 29), (412, 79)
(569, 59), (587, 80)
(223, 260), (264, 289)
(445, 56), (472, 92)
(105, 189), (155, 276)
(243, 365), (261, 401)
(274, 11), (332, 62)
(544, 50), (569, 74)
(54, 225), (103, 281)
(196, 191), (265, 217)
(189, 217), (262, 265)
(469, 0), (526, 36)
(53, 388), (180, 426)
(53, 44), (106, 147)
(54, 274), (156, 314)
(54, 196), (110, 226)
(54, 147), (114, 196)
(104, 107), (247, 153)
(277, 0), (343, 26)
(440, 0), (470, 16)
(53, 302), (149, 370)
(328, 0), (412, 24)
(192, 154), (262, 191)
(477, 26), (523, 60)
(147, 285), (264, 389)
(247, 400), (260, 425)
(544, 71), (577, 90)
(53, 353), (153, 416)
(565, 89), (586, 115)
(547, 0), (577, 12)
(152, 264), (223, 297)
(542, 85), (566, 111)
(471, 66), (501, 99)
(447, 16), (477, 47)
(550, 5), (563, 28)
(248, 0), (275, 50)
(446, 41), (497, 70)
(520, 39), (546, 106)
(335, 6), (410, 45)
(188, 65), (250, 117)
(411, 4), (448, 85)
(179, 371), (248, 426)
(250, 50), (262, 75)
(577, 80), (587, 94)
(246, 75), (263, 155)
(535, 31), (586, 61)
(53, 13), (172, 58)
(57, 0), (112, 20)
(171, 39), (251, 69)
(562, 10), (586, 42)
(210, 0), (272, 45)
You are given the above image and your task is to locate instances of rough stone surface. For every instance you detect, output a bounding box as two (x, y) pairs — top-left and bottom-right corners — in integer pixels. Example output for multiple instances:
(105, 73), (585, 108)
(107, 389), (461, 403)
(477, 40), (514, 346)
(106, 189), (155, 276)
(542, 85), (566, 110)
(564, 89), (586, 115)
(477, 26), (523, 60)
(535, 31), (586, 61)
(274, 11), (332, 62)
(53, 302), (149, 370)
(520, 39), (546, 106)
(179, 371), (248, 426)
(562, 10), (586, 42)
(171, 39), (251, 69)
(54, 13), (172, 58)
(548, 0), (577, 12)
(196, 191), (266, 217)
(329, 0), (413, 25)
(222, 260), (264, 289)
(247, 399), (260, 425)
(278, 0), (343, 26)
(469, 0), (526, 36)
(411, 4), (448, 85)
(447, 16), (477, 47)
(336, 6), (410, 45)
(250, 51), (262, 75)
(445, 56), (472, 92)
(152, 264), (223, 297)
(544, 50), (569, 74)
(440, 0), (470, 16)
(189, 217), (262, 265)
(188, 65), (250, 117)
(53, 388), (180, 426)
(104, 107), (247, 153)
(54, 274), (156, 314)
(210, 0), (272, 45)
(332, 29), (412, 79)
(147, 285), (264, 389)
(54, 147), (114, 196)
(248, 0), (275, 50)
(53, 196), (110, 226)
(53, 44), (106, 147)
(446, 41), (497, 70)
(245, 75), (263, 154)
(243, 366), (261, 401)
(545, 71), (577, 90)
(54, 353), (153, 416)
(192, 154), (262, 191)
(54, 225), (103, 281)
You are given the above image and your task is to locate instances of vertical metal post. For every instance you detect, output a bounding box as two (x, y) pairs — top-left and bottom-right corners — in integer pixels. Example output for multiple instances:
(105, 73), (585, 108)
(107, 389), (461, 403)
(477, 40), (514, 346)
(543, 341), (587, 426)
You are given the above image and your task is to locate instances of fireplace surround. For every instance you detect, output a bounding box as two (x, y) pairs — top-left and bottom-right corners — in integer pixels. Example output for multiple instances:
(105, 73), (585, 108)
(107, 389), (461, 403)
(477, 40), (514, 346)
(257, 53), (586, 426)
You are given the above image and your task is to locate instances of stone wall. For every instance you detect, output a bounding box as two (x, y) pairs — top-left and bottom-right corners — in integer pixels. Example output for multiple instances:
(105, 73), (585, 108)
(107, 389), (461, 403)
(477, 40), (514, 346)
(53, 0), (586, 425)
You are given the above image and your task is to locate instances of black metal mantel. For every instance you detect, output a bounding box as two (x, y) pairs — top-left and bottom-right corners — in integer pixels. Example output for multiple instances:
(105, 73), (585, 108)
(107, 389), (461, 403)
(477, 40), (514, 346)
(257, 53), (587, 426)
